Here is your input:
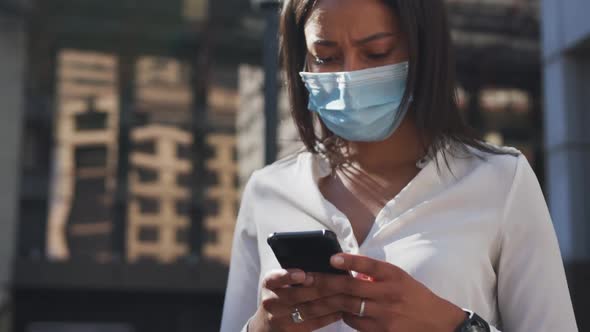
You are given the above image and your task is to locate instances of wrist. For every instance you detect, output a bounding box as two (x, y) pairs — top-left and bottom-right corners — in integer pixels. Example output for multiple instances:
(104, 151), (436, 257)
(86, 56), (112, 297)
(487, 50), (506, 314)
(453, 309), (491, 332)
(446, 304), (469, 332)
(248, 308), (270, 332)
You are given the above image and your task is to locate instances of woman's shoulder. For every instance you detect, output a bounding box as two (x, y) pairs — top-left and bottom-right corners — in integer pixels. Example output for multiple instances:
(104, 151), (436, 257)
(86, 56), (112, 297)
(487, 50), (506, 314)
(445, 143), (530, 193)
(244, 150), (314, 193)
(467, 143), (522, 174)
(255, 149), (311, 178)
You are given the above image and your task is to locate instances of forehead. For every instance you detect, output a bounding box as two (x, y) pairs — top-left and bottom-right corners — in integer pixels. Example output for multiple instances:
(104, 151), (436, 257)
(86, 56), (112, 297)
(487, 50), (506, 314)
(304, 0), (399, 38)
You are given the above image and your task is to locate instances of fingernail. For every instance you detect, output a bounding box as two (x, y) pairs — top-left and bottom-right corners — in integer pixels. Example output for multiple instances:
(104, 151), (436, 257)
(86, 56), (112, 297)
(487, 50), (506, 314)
(304, 274), (314, 285)
(291, 271), (305, 282)
(357, 273), (373, 281)
(331, 255), (344, 267)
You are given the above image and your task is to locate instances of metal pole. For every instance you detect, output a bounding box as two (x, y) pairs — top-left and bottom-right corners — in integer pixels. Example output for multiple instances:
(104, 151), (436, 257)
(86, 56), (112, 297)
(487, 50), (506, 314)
(188, 20), (211, 263)
(112, 53), (134, 262)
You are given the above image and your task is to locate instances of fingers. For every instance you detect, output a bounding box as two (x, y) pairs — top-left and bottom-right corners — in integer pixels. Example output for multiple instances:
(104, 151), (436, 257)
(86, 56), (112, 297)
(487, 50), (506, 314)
(273, 284), (323, 307)
(310, 273), (388, 301)
(270, 292), (381, 321)
(342, 312), (379, 331)
(296, 294), (358, 319)
(352, 298), (382, 318)
(331, 253), (406, 281)
(261, 270), (344, 331)
(261, 270), (319, 322)
(298, 312), (343, 331)
(269, 292), (382, 322)
(263, 269), (308, 290)
(265, 309), (342, 331)
(297, 295), (382, 318)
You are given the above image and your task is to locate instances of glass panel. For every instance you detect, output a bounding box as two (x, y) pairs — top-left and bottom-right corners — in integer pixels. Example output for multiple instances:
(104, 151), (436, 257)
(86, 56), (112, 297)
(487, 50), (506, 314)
(127, 56), (193, 264)
(47, 49), (119, 262)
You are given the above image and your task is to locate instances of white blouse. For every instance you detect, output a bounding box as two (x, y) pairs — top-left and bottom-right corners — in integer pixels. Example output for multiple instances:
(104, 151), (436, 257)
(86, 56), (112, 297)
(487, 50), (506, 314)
(220, 146), (578, 332)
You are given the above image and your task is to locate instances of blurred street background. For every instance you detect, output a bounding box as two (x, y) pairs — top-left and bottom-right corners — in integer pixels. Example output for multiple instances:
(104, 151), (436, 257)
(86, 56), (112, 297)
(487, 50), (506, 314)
(0, 0), (588, 331)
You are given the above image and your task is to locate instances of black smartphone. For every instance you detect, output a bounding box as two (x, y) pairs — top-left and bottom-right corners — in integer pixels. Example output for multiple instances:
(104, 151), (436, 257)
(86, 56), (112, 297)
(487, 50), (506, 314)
(267, 230), (349, 275)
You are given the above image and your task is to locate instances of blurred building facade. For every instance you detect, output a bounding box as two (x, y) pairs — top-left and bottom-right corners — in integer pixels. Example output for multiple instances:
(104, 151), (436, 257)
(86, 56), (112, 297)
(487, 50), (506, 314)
(1, 0), (251, 331)
(541, 0), (590, 329)
(47, 50), (119, 262)
(0, 0), (587, 331)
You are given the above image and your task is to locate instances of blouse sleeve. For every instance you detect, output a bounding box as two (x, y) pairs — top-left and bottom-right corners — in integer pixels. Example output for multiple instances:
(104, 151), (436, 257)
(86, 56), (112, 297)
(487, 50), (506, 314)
(494, 155), (578, 331)
(220, 172), (261, 332)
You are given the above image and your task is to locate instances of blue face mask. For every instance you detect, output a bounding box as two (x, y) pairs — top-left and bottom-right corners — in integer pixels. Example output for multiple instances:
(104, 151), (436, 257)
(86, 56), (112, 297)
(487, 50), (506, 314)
(299, 61), (409, 142)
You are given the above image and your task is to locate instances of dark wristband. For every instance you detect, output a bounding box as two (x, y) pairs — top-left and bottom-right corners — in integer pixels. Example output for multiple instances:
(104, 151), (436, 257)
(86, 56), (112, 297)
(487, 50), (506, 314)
(454, 309), (490, 332)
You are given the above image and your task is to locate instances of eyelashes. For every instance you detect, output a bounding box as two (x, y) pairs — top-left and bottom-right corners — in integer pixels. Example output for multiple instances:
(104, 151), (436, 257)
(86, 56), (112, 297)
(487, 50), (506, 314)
(313, 56), (336, 65)
(312, 49), (394, 66)
(367, 52), (391, 60)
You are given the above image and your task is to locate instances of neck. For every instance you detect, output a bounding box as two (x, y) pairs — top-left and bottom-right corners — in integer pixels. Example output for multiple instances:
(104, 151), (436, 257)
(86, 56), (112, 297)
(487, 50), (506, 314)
(343, 115), (426, 176)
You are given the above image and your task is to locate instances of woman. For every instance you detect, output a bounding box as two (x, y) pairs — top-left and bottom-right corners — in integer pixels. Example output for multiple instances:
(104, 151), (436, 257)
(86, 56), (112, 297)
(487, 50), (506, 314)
(221, 0), (578, 331)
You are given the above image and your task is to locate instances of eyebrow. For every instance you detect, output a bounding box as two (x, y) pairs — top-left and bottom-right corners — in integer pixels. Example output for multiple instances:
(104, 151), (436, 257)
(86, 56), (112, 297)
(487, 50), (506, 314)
(312, 32), (396, 47)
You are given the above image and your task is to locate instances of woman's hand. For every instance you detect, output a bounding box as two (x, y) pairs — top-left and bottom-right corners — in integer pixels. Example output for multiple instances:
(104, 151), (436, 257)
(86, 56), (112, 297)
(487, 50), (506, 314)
(308, 253), (467, 332)
(249, 269), (343, 332)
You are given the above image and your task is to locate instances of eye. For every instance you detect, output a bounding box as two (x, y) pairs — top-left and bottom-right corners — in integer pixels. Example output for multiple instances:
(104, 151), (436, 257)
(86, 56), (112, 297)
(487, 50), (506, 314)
(367, 50), (393, 60)
(313, 56), (336, 65)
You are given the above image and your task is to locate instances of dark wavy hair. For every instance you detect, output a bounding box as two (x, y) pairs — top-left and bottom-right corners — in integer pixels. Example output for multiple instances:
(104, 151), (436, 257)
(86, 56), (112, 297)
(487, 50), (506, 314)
(279, 0), (511, 169)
